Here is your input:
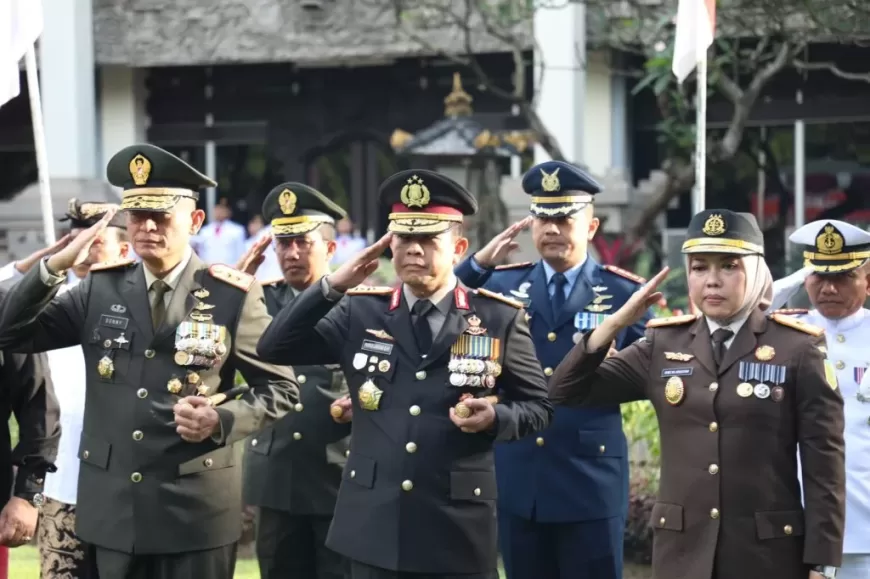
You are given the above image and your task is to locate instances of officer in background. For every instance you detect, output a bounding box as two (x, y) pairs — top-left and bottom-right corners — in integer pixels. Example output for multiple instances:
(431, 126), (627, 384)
(257, 169), (553, 579)
(770, 219), (870, 579)
(455, 160), (650, 579)
(240, 182), (351, 579)
(0, 144), (297, 579)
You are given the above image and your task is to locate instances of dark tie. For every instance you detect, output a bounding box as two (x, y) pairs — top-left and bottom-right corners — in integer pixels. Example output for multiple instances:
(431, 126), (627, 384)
(711, 328), (734, 368)
(412, 300), (434, 354)
(551, 272), (567, 318)
(151, 280), (170, 330)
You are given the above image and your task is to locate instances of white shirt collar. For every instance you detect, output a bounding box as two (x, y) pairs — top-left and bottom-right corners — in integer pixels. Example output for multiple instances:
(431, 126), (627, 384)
(811, 307), (867, 332)
(143, 246), (193, 291)
(404, 275), (458, 315)
(705, 313), (750, 347)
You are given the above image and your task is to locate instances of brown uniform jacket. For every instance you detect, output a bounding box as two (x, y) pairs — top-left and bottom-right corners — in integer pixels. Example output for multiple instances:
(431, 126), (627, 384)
(549, 308), (845, 579)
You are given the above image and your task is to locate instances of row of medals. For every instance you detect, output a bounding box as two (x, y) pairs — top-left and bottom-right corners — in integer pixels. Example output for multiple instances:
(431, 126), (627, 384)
(168, 292), (226, 396)
(449, 320), (502, 418)
(663, 354), (787, 406)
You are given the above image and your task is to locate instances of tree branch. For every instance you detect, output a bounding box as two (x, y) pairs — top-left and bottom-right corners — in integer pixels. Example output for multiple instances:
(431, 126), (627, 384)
(792, 59), (870, 83)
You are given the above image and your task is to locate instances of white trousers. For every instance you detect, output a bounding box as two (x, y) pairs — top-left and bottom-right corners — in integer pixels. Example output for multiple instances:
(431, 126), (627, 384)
(839, 554), (870, 579)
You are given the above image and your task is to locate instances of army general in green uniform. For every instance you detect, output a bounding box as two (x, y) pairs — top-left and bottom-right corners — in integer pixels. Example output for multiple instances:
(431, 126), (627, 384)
(0, 144), (298, 579)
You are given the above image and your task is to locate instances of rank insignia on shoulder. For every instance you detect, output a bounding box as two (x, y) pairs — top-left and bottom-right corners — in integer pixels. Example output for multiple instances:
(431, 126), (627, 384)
(603, 265), (647, 285)
(90, 257), (136, 272)
(646, 314), (699, 328)
(475, 288), (524, 308)
(768, 313), (824, 336)
(259, 276), (284, 287)
(346, 286), (394, 295)
(208, 264), (255, 291)
(494, 261), (534, 271)
(772, 308), (809, 315)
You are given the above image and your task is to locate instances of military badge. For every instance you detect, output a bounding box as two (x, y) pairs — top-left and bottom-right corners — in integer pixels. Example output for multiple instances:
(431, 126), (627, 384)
(771, 386), (785, 402)
(736, 382), (754, 397)
(365, 329), (394, 341)
(97, 356), (114, 379)
(196, 384), (209, 396)
(358, 379), (383, 411)
(129, 154), (151, 186)
(540, 167), (561, 192)
(166, 378), (183, 394)
(592, 285), (608, 292)
(755, 346), (775, 361)
(400, 174), (430, 208)
(702, 213), (726, 236)
(665, 352), (694, 362)
(378, 360), (391, 373)
(194, 302), (215, 311)
(754, 383), (771, 399)
(353, 353), (367, 370)
(110, 304), (127, 313)
(465, 315), (487, 336)
(278, 189), (297, 215)
(114, 333), (129, 347)
(190, 312), (213, 322)
(664, 376), (684, 406)
(194, 288), (210, 299)
(816, 224), (844, 255)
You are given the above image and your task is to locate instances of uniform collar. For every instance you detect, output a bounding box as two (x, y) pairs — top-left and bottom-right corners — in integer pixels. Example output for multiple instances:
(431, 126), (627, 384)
(542, 256), (587, 287)
(403, 275), (457, 315)
(705, 313), (750, 338)
(143, 246), (193, 291)
(811, 307), (868, 332)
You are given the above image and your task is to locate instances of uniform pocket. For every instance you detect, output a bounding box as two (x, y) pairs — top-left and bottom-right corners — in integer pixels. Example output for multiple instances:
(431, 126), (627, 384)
(650, 502), (684, 532)
(755, 510), (805, 540)
(178, 448), (235, 476)
(78, 434), (111, 470)
(344, 453), (376, 489)
(450, 470), (496, 501)
(248, 428), (274, 456)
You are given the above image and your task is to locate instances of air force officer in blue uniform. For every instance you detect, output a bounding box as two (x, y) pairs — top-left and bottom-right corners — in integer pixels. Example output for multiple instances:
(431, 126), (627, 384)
(455, 161), (651, 579)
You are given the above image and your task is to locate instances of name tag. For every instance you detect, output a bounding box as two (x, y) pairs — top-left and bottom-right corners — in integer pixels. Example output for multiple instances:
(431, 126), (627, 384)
(361, 340), (393, 355)
(661, 367), (693, 377)
(99, 314), (129, 330)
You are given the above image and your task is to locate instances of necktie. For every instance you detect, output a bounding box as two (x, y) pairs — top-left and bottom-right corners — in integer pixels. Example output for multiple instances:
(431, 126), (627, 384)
(412, 300), (434, 354)
(151, 280), (170, 330)
(711, 327), (734, 368)
(551, 272), (567, 318)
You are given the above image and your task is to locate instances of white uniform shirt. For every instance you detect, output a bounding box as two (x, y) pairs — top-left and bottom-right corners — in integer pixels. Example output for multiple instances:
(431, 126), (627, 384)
(193, 219), (247, 266)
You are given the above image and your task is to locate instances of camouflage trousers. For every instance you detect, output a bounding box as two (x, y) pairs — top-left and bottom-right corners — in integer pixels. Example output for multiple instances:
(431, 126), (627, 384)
(37, 497), (96, 579)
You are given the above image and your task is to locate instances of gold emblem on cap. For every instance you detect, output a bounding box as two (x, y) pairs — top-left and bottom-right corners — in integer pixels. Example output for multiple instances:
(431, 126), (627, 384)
(755, 345), (775, 361)
(664, 376), (684, 406)
(702, 214), (726, 236)
(129, 154), (152, 186)
(279, 189), (297, 215)
(400, 175), (431, 208)
(816, 224), (844, 255)
(540, 167), (561, 192)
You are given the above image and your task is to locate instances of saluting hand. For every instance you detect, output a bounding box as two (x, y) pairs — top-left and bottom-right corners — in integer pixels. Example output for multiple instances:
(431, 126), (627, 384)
(587, 267), (669, 352)
(326, 233), (392, 292)
(15, 234), (72, 274)
(174, 396), (221, 443)
(472, 217), (532, 268)
(449, 397), (497, 434)
(236, 233), (273, 276)
(330, 395), (353, 424)
(46, 208), (118, 273)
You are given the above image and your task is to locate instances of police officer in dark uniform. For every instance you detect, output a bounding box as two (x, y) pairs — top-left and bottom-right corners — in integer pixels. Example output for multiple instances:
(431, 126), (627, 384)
(241, 182), (351, 579)
(0, 143), (297, 579)
(455, 161), (650, 579)
(256, 169), (553, 579)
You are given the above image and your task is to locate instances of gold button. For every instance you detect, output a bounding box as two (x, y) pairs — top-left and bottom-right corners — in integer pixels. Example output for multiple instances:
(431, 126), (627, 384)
(709, 422), (719, 432)
(251, 439), (258, 447)
(405, 442), (417, 453)
(547, 332), (557, 342)
(659, 517), (666, 526)
(131, 472), (142, 483)
(132, 430), (143, 441)
(144, 349), (155, 359)
(544, 367), (553, 376)
(415, 371), (427, 380)
(784, 524), (793, 535)
(836, 334), (845, 343)
(298, 374), (307, 384)
(293, 432), (302, 440)
(409, 405), (421, 416)
(83, 450), (89, 459)
(536, 437), (545, 447)
(401, 480), (413, 491)
(710, 508), (720, 519)
(294, 403), (304, 412)
(350, 470), (356, 478)
(137, 388), (148, 399)
(708, 464), (719, 475)
(204, 458), (213, 467)
(103, 339), (112, 348)
(709, 382), (719, 392)
(473, 488), (481, 496)
(599, 445), (606, 454)
(836, 360), (845, 370)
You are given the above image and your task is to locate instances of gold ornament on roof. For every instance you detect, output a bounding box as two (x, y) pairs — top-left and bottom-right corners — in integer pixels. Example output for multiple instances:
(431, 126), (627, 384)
(540, 167), (561, 192)
(816, 224), (844, 255)
(129, 154), (152, 186)
(400, 175), (431, 208)
(702, 214), (726, 236)
(279, 189), (297, 215)
(444, 72), (473, 117)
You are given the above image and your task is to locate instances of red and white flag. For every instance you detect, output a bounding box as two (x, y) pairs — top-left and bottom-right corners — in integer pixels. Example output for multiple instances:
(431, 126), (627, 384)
(671, 0), (716, 83)
(0, 0), (44, 108)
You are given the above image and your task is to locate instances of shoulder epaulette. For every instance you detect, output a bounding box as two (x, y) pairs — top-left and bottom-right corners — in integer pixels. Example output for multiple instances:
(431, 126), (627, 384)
(259, 276), (284, 287)
(771, 308), (809, 315)
(475, 288), (523, 309)
(346, 285), (393, 296)
(90, 258), (136, 272)
(646, 314), (700, 328)
(208, 264), (255, 292)
(494, 261), (534, 271)
(603, 265), (647, 285)
(769, 313), (824, 336)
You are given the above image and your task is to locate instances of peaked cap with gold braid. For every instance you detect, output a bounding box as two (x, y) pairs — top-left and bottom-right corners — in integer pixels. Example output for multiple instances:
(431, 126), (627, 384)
(789, 219), (870, 274)
(380, 169), (477, 235)
(521, 160), (600, 218)
(681, 209), (764, 256)
(262, 182), (347, 237)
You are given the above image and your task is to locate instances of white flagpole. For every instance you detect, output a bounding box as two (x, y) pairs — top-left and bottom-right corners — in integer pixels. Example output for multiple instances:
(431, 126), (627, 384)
(691, 40), (708, 215)
(24, 44), (55, 245)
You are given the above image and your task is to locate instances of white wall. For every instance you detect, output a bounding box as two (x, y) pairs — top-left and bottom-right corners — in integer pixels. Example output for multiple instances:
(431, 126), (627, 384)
(99, 66), (147, 175)
(583, 52), (613, 177)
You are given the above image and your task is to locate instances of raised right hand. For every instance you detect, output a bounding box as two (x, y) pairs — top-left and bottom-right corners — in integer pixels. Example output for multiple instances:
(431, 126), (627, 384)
(236, 233), (272, 276)
(15, 234), (72, 274)
(610, 267), (670, 330)
(473, 217), (532, 268)
(326, 233), (392, 292)
(46, 209), (117, 273)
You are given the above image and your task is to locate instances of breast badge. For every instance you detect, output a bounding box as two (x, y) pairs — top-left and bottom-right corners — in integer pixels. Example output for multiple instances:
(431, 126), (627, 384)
(736, 382), (754, 397)
(464, 315), (487, 336)
(365, 329), (394, 341)
(585, 294), (613, 313)
(166, 377), (183, 394)
(664, 376), (685, 406)
(358, 379), (383, 411)
(97, 355), (114, 379)
(664, 352), (694, 362)
(755, 345), (775, 361)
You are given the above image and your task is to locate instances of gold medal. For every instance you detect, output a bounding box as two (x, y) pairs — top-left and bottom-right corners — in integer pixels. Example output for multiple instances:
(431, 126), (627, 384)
(378, 360), (391, 372)
(196, 384), (209, 396)
(187, 372), (201, 384)
(737, 382), (754, 397)
(664, 376), (684, 406)
(358, 379), (383, 411)
(755, 345), (775, 361)
(97, 356), (114, 379)
(174, 351), (191, 365)
(166, 378), (183, 394)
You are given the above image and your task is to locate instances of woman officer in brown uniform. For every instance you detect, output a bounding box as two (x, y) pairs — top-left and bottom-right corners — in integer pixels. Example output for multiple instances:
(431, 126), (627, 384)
(549, 209), (845, 579)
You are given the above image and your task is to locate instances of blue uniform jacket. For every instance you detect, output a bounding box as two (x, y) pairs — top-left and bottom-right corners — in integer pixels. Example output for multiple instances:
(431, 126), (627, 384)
(455, 256), (650, 522)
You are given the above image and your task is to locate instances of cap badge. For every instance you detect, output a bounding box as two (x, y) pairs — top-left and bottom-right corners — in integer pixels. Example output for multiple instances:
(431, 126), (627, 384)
(279, 189), (297, 215)
(400, 174), (430, 208)
(816, 224), (844, 255)
(702, 213), (725, 236)
(129, 154), (152, 186)
(540, 167), (561, 192)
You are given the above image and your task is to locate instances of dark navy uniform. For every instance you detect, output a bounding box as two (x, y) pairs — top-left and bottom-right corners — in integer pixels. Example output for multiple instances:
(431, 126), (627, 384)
(257, 169), (553, 578)
(242, 183), (351, 579)
(455, 161), (651, 579)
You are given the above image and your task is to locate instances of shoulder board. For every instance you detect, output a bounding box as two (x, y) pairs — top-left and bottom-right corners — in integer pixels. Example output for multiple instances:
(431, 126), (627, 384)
(346, 286), (394, 296)
(603, 265), (647, 285)
(90, 258), (136, 272)
(771, 308), (809, 315)
(646, 314), (700, 328)
(768, 313), (824, 336)
(208, 264), (255, 292)
(259, 276), (285, 287)
(494, 261), (534, 271)
(475, 288), (523, 309)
